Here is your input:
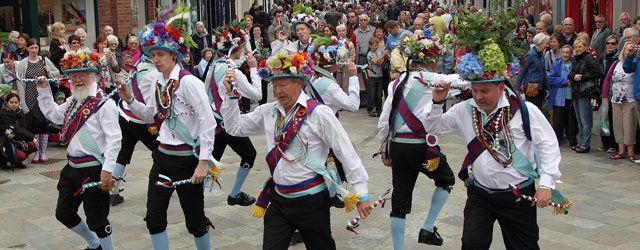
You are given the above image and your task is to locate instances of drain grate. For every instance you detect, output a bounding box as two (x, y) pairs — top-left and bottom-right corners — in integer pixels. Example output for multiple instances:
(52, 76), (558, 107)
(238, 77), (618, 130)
(40, 170), (61, 179)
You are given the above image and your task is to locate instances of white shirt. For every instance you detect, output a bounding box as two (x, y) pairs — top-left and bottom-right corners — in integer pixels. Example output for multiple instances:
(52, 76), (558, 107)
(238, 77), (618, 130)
(376, 72), (466, 145)
(220, 90), (369, 195)
(37, 84), (122, 173)
(425, 94), (562, 190)
(118, 61), (157, 123)
(270, 40), (292, 55)
(286, 38), (313, 54)
(128, 65), (216, 160)
(308, 75), (360, 114)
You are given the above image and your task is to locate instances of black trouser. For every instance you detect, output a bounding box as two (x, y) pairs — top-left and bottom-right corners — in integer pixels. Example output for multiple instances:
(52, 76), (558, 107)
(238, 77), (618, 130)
(259, 79), (269, 105)
(525, 91), (545, 110)
(389, 142), (455, 218)
(263, 189), (335, 250)
(144, 150), (212, 237)
(212, 128), (256, 168)
(55, 164), (111, 238)
(116, 116), (159, 165)
(366, 76), (384, 113)
(552, 101), (579, 146)
(601, 100), (617, 149)
(461, 184), (539, 250)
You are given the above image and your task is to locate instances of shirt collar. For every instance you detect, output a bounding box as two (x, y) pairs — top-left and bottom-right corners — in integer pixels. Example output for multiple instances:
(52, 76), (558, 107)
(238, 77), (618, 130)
(275, 90), (308, 115)
(469, 92), (509, 116)
(159, 64), (181, 85)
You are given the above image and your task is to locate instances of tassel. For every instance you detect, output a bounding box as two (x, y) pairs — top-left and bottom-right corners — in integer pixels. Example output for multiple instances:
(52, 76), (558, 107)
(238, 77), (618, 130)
(327, 155), (335, 165)
(422, 157), (440, 172)
(382, 157), (392, 167)
(250, 205), (266, 218)
(554, 199), (573, 215)
(344, 192), (361, 213)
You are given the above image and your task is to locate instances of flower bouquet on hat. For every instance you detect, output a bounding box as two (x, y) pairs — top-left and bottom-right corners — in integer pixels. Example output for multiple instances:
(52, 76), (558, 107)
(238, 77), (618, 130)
(59, 48), (101, 74)
(455, 5), (523, 83)
(309, 34), (351, 66)
(138, 3), (196, 62)
(400, 29), (442, 66)
(259, 51), (315, 81)
(211, 20), (250, 55)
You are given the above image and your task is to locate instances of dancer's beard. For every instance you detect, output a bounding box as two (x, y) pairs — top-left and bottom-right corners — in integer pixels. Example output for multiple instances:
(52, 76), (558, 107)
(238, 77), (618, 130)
(71, 81), (97, 101)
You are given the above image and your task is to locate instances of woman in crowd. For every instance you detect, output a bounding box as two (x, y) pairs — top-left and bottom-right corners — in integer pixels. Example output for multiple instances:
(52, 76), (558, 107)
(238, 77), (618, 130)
(196, 48), (214, 80)
(15, 39), (60, 162)
(317, 20), (328, 36)
(544, 33), (564, 72)
(548, 45), (579, 147)
(49, 22), (68, 71)
(373, 25), (390, 99)
(74, 28), (88, 49)
(0, 52), (19, 88)
(513, 19), (529, 47)
(0, 92), (37, 169)
(94, 35), (121, 90)
(603, 42), (637, 161)
(122, 36), (142, 65)
(398, 10), (411, 29)
(598, 34), (621, 153)
(181, 51), (195, 73)
(570, 38), (604, 153)
(107, 35), (123, 65)
(324, 25), (336, 36)
(515, 33), (549, 110)
(250, 24), (269, 52)
(67, 35), (82, 53)
(191, 21), (212, 64)
(5, 31), (19, 53)
(270, 26), (291, 55)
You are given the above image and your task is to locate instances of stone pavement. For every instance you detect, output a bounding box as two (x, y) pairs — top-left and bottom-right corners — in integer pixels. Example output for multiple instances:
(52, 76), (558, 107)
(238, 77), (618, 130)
(1, 105), (640, 250)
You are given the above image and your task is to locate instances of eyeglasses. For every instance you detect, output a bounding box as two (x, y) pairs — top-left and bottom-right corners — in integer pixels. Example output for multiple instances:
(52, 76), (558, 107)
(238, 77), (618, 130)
(71, 41), (81, 44)
(606, 42), (617, 45)
(360, 19), (368, 22)
(109, 43), (117, 46)
(595, 21), (603, 23)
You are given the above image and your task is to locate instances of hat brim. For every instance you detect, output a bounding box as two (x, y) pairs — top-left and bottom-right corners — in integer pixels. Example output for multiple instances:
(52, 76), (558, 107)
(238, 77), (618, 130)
(292, 22), (316, 33)
(469, 78), (506, 83)
(63, 67), (99, 75)
(263, 74), (306, 82)
(143, 45), (184, 62)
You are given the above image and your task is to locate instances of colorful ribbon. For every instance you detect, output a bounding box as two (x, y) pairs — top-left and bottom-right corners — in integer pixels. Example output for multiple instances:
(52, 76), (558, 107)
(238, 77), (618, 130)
(154, 159), (224, 191)
(509, 184), (571, 214)
(16, 76), (66, 84)
(413, 76), (467, 91)
(72, 175), (126, 197)
(346, 188), (392, 234)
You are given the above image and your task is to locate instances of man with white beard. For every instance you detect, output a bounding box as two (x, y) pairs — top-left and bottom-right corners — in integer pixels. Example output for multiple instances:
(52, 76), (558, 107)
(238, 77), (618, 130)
(36, 49), (122, 250)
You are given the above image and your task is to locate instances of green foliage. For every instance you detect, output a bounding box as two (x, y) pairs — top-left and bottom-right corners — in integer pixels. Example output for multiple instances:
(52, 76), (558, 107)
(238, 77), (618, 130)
(311, 34), (334, 46)
(292, 3), (314, 16)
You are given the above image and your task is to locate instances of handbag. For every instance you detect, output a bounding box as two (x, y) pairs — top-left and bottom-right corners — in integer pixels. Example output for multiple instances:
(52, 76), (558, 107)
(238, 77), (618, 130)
(572, 57), (600, 98)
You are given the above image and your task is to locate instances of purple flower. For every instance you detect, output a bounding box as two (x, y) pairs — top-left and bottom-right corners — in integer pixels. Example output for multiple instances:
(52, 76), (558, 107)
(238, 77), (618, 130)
(258, 68), (270, 78)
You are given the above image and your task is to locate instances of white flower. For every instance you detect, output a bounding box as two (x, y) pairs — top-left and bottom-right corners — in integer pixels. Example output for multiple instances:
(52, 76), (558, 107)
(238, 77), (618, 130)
(178, 37), (184, 43)
(217, 42), (225, 50)
(337, 46), (349, 60)
(289, 67), (297, 74)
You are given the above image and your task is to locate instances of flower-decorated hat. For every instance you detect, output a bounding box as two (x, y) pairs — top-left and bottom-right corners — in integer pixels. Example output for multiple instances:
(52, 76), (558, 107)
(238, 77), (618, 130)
(139, 4), (197, 62)
(400, 29), (441, 66)
(258, 51), (315, 81)
(291, 13), (317, 33)
(59, 48), (101, 74)
(211, 20), (249, 55)
(309, 34), (351, 66)
(455, 6), (524, 83)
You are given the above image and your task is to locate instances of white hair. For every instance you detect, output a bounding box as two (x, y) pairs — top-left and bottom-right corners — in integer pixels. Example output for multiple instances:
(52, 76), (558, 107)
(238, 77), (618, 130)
(107, 35), (118, 45)
(533, 33), (550, 45)
(8, 31), (19, 41)
(75, 28), (87, 36)
(624, 27), (639, 37)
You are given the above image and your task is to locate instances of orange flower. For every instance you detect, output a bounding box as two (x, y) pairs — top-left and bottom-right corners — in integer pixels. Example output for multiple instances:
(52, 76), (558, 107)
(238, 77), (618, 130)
(90, 52), (100, 61)
(291, 53), (306, 67)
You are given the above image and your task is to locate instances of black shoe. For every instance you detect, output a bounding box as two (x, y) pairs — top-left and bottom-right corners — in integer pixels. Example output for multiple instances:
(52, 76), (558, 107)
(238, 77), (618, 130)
(14, 162), (27, 169)
(227, 192), (256, 206)
(84, 246), (102, 250)
(110, 194), (124, 206)
(418, 227), (443, 246)
(368, 110), (376, 117)
(331, 196), (345, 208)
(290, 231), (303, 245)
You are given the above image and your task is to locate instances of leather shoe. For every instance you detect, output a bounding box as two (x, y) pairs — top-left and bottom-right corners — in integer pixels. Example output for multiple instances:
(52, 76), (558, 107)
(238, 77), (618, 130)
(331, 196), (345, 208)
(418, 227), (443, 246)
(110, 193), (124, 206)
(227, 192), (256, 206)
(290, 231), (303, 245)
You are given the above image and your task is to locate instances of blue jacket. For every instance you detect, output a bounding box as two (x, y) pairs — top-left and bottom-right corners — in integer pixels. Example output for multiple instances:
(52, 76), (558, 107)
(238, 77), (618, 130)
(622, 56), (640, 100)
(516, 48), (548, 91)
(547, 58), (573, 109)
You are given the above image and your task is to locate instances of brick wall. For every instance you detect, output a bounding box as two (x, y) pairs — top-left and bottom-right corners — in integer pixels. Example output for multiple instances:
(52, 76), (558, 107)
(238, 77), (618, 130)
(96, 0), (156, 39)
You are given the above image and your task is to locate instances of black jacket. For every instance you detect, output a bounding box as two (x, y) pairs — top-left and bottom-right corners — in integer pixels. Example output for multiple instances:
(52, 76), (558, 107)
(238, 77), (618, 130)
(569, 51), (604, 96)
(0, 105), (34, 141)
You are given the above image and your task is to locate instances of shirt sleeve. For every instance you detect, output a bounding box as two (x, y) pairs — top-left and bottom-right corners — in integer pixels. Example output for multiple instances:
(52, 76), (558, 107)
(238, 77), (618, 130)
(37, 86), (69, 124)
(321, 76), (360, 112)
(219, 95), (266, 137)
(99, 100), (122, 173)
(234, 68), (262, 101)
(526, 102), (561, 188)
(184, 76), (217, 160)
(424, 101), (462, 135)
(376, 81), (396, 145)
(315, 105), (369, 195)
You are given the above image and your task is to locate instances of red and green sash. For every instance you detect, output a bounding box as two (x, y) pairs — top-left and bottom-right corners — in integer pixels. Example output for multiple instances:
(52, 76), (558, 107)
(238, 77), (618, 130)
(255, 100), (320, 209)
(60, 97), (107, 145)
(208, 59), (227, 121)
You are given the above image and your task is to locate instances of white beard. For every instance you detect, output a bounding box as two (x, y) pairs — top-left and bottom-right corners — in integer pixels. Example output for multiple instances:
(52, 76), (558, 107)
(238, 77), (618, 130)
(71, 82), (97, 101)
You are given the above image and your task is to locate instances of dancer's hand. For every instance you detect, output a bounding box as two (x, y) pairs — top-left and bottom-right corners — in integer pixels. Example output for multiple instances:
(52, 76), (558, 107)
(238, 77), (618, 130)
(191, 160), (209, 184)
(118, 83), (133, 103)
(100, 170), (112, 192)
(36, 76), (49, 88)
(432, 81), (451, 103)
(533, 188), (551, 208)
(357, 200), (373, 219)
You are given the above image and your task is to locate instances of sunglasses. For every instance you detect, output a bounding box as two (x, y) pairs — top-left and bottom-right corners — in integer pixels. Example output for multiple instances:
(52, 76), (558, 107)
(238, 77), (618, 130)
(71, 41), (81, 44)
(606, 42), (617, 45)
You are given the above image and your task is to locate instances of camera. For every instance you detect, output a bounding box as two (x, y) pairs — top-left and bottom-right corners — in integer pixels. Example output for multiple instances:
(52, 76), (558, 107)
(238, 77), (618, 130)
(104, 48), (110, 53)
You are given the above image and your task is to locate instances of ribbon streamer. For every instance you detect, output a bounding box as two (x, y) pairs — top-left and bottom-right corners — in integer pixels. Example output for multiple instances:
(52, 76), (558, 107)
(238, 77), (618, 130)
(413, 76), (467, 91)
(72, 175), (126, 197)
(508, 184), (572, 214)
(346, 188), (392, 234)
(16, 77), (66, 84)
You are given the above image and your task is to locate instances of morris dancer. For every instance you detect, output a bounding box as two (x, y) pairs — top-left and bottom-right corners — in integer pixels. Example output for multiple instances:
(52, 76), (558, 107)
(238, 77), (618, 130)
(376, 32), (466, 248)
(37, 49), (121, 250)
(118, 14), (216, 249)
(206, 21), (262, 206)
(220, 52), (372, 249)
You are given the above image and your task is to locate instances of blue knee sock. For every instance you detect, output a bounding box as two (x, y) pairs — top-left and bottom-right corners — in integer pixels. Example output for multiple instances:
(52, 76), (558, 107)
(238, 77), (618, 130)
(422, 187), (450, 232)
(99, 235), (114, 250)
(230, 164), (251, 197)
(150, 230), (169, 250)
(194, 233), (210, 250)
(390, 217), (405, 250)
(111, 163), (126, 195)
(70, 220), (100, 249)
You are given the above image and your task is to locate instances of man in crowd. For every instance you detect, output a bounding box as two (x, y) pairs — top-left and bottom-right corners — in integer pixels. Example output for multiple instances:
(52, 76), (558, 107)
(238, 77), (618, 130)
(103, 25), (124, 53)
(561, 18), (577, 47)
(591, 15), (611, 57)
(268, 9), (291, 43)
(615, 12), (632, 36)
